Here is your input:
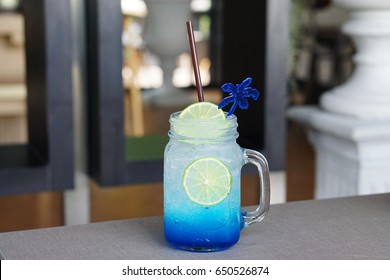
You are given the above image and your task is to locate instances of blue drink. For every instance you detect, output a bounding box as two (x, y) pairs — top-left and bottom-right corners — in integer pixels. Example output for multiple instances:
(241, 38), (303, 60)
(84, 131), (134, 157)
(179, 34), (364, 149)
(164, 106), (270, 252)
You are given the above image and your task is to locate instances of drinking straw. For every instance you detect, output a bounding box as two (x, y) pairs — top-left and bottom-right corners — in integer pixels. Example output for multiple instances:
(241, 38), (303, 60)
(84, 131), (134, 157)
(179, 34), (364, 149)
(186, 21), (204, 102)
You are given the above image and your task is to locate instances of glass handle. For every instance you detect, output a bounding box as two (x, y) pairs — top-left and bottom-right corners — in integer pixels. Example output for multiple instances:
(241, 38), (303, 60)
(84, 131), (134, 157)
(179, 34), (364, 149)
(241, 149), (271, 228)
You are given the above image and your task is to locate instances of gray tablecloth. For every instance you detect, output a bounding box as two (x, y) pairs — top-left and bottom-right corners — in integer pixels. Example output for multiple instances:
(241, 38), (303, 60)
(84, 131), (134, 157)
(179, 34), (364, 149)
(0, 194), (389, 259)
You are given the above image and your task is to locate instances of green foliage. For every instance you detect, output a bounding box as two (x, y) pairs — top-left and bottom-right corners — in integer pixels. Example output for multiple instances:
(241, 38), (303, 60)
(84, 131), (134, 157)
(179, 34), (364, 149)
(289, 0), (309, 93)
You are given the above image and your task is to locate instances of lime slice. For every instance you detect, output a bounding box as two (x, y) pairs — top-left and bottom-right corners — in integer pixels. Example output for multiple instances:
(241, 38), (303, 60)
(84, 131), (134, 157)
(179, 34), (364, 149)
(176, 102), (226, 138)
(183, 157), (232, 206)
(179, 102), (225, 121)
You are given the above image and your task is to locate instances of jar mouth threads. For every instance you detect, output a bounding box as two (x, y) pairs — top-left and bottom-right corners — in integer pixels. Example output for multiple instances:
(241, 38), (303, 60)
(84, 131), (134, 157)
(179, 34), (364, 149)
(168, 112), (239, 141)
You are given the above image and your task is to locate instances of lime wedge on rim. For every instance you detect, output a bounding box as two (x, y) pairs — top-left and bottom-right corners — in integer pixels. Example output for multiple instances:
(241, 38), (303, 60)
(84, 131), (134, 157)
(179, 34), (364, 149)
(179, 102), (225, 120)
(183, 157), (232, 206)
(176, 102), (227, 138)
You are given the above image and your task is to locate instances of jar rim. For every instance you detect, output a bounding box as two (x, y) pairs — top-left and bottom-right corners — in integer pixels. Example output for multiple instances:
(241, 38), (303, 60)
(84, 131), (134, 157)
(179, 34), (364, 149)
(169, 111), (237, 126)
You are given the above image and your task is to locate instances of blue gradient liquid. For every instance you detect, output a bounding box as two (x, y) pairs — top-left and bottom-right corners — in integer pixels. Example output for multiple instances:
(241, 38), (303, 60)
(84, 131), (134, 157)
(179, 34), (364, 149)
(164, 181), (242, 251)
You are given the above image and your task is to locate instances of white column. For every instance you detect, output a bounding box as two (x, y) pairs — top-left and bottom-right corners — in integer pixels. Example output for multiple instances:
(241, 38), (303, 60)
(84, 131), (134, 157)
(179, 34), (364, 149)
(143, 0), (193, 106)
(63, 0), (90, 225)
(288, 1), (390, 199)
(288, 107), (390, 199)
(320, 0), (390, 119)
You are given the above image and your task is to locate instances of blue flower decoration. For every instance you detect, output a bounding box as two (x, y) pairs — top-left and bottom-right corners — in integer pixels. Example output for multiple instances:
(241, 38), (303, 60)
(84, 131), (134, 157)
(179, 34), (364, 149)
(218, 77), (260, 117)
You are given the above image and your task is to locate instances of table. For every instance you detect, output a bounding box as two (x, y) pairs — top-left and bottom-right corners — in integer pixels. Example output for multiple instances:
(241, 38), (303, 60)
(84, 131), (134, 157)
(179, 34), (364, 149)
(0, 194), (389, 259)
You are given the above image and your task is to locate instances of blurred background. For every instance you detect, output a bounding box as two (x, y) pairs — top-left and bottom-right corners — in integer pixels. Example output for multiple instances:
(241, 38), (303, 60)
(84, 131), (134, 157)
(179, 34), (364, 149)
(1, 0), (384, 233)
